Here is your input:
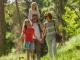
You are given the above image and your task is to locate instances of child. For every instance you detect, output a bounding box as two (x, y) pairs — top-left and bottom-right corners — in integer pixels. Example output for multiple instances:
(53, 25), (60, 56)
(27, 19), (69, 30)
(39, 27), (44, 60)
(13, 26), (22, 53)
(13, 38), (22, 53)
(20, 19), (36, 60)
(32, 14), (42, 60)
(43, 12), (57, 60)
(28, 2), (40, 20)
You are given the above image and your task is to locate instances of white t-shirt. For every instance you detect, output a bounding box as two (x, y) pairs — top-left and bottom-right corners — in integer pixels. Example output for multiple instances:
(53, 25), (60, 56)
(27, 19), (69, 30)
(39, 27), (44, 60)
(33, 23), (41, 41)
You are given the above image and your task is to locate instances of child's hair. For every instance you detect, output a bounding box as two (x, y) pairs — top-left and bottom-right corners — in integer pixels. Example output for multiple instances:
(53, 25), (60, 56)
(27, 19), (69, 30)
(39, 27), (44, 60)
(22, 19), (32, 29)
(31, 2), (39, 11)
(32, 14), (39, 22)
(44, 12), (52, 19)
(32, 14), (38, 17)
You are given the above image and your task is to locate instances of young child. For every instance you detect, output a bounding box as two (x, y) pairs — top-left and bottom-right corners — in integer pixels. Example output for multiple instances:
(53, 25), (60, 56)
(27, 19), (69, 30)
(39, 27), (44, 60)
(20, 19), (36, 60)
(13, 26), (22, 53)
(31, 14), (42, 60)
(28, 2), (40, 20)
(43, 12), (57, 60)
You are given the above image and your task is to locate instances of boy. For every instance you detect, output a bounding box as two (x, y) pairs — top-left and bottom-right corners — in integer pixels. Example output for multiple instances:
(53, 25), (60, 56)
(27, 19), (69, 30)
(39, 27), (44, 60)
(32, 14), (42, 60)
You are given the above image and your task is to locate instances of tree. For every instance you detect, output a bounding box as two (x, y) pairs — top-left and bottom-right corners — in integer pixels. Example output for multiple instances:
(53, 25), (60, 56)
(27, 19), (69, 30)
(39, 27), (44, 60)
(15, 0), (22, 29)
(53, 0), (67, 43)
(62, 0), (80, 38)
(0, 0), (6, 55)
(24, 0), (31, 18)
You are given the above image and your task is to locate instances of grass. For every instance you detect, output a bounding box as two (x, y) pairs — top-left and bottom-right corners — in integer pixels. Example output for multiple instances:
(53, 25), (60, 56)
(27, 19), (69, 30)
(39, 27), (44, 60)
(0, 34), (80, 60)
(41, 34), (80, 60)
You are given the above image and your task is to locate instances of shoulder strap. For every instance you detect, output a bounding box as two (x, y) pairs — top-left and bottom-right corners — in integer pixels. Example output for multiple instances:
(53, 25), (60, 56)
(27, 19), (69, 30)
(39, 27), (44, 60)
(52, 19), (57, 32)
(38, 23), (42, 32)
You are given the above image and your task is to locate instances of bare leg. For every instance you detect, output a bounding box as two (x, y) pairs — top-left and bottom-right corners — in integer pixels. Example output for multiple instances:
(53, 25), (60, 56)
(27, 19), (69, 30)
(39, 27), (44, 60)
(27, 49), (30, 60)
(35, 42), (41, 60)
(30, 49), (35, 60)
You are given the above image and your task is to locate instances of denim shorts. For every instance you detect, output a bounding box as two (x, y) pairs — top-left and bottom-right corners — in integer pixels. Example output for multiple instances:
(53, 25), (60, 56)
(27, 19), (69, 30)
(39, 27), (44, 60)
(23, 41), (35, 50)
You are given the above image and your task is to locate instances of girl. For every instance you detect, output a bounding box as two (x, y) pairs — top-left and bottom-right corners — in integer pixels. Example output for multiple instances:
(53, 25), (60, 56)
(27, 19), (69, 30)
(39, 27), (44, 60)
(13, 26), (22, 53)
(43, 12), (57, 60)
(20, 19), (36, 60)
(28, 2), (40, 20)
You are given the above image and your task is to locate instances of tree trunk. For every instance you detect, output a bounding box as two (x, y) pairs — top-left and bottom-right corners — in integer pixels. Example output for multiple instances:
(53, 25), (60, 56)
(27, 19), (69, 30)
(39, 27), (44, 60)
(53, 0), (67, 44)
(15, 0), (22, 30)
(0, 0), (6, 55)
(24, 0), (31, 18)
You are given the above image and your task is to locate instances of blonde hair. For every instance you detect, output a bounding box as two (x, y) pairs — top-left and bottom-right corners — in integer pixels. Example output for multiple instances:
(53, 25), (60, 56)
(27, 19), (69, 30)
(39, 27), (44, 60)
(31, 2), (39, 11)
(22, 19), (32, 31)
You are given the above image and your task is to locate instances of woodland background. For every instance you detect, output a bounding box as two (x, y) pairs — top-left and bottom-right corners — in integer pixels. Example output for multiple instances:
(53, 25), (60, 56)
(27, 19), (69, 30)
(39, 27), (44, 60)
(0, 0), (80, 60)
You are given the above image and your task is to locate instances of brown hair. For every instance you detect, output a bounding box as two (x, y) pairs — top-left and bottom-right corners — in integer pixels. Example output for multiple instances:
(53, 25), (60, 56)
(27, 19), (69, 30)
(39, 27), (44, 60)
(44, 12), (52, 19)
(32, 14), (39, 22)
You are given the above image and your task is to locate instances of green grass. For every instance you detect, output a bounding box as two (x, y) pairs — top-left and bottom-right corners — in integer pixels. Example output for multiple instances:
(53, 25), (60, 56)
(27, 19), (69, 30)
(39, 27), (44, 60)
(0, 53), (26, 60)
(41, 34), (80, 60)
(0, 34), (80, 60)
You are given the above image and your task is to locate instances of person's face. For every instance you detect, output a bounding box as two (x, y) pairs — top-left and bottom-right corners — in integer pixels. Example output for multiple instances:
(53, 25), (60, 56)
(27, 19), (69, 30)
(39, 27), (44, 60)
(25, 21), (27, 26)
(45, 16), (51, 22)
(32, 16), (38, 22)
(25, 21), (32, 28)
(27, 21), (32, 28)
(32, 4), (37, 10)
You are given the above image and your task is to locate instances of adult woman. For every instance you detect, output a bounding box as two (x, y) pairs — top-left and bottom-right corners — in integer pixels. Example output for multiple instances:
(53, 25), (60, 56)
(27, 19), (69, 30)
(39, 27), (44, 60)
(43, 12), (57, 60)
(28, 2), (40, 20)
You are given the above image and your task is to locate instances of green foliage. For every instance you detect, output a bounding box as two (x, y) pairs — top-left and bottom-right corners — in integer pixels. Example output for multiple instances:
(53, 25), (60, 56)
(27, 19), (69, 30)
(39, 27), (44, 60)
(62, 7), (80, 38)
(5, 32), (14, 53)
(5, 3), (15, 24)
(41, 0), (54, 13)
(0, 53), (26, 60)
(57, 34), (80, 60)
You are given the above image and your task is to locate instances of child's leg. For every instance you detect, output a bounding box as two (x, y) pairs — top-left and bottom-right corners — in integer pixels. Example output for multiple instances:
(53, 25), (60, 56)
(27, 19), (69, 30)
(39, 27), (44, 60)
(15, 44), (20, 54)
(24, 42), (31, 60)
(27, 49), (30, 60)
(30, 42), (35, 60)
(34, 40), (41, 60)
(30, 49), (34, 60)
(36, 43), (41, 60)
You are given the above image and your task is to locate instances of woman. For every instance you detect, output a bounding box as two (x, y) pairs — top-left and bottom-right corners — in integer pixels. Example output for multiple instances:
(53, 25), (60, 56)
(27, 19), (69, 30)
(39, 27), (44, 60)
(43, 12), (57, 60)
(28, 2), (40, 20)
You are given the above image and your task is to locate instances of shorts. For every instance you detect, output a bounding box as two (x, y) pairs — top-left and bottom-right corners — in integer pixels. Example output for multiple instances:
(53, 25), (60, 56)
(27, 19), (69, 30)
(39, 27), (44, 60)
(23, 41), (35, 50)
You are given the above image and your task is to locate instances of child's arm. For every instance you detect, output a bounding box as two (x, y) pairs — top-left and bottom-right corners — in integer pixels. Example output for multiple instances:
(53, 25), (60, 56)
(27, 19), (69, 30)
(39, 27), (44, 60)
(40, 24), (46, 43)
(33, 32), (37, 40)
(19, 28), (24, 42)
(20, 32), (24, 39)
(41, 24), (46, 37)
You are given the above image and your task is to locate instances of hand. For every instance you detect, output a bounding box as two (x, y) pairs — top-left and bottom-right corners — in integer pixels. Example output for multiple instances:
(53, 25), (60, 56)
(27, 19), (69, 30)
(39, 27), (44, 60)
(39, 39), (44, 44)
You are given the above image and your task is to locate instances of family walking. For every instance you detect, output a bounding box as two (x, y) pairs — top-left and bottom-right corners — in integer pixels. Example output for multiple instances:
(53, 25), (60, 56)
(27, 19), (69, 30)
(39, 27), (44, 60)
(17, 2), (57, 60)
